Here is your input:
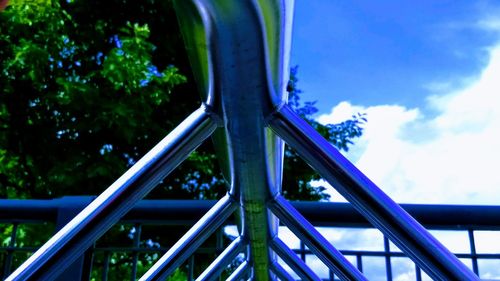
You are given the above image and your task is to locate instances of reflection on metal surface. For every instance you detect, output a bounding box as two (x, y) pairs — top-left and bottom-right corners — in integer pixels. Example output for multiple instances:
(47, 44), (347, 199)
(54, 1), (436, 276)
(268, 105), (479, 280)
(140, 194), (237, 281)
(7, 0), (481, 280)
(173, 1), (294, 279)
(271, 237), (322, 281)
(6, 107), (217, 281)
(270, 195), (365, 280)
(196, 236), (246, 281)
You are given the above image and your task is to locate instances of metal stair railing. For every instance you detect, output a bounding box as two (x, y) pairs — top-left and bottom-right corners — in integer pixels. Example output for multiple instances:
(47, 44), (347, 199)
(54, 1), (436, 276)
(2, 197), (500, 280)
(6, 1), (480, 280)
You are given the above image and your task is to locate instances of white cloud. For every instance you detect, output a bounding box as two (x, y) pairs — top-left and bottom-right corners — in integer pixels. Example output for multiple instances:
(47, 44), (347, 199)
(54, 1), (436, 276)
(478, 18), (500, 32)
(317, 45), (500, 205)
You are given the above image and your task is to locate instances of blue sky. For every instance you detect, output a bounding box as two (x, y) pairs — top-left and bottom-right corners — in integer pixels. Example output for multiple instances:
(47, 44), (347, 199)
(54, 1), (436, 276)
(291, 0), (500, 112)
(290, 0), (500, 206)
(225, 1), (500, 278)
(286, 3), (500, 277)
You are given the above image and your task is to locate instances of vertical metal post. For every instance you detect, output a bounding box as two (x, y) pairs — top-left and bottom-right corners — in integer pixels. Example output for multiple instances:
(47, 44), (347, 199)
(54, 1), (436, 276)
(173, 1), (294, 278)
(102, 251), (110, 281)
(329, 269), (335, 281)
(299, 240), (306, 261)
(131, 224), (142, 281)
(188, 255), (195, 281)
(384, 236), (392, 281)
(54, 197), (94, 281)
(356, 255), (363, 273)
(415, 266), (422, 281)
(215, 228), (223, 281)
(2, 222), (18, 278)
(468, 229), (479, 275)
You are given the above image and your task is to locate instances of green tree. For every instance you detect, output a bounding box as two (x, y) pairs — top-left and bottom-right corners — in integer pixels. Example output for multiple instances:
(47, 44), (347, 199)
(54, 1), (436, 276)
(1, 0), (365, 202)
(0, 0), (365, 278)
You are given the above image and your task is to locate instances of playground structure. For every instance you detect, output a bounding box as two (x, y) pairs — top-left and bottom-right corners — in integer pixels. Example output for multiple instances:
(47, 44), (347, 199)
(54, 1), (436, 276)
(6, 1), (481, 280)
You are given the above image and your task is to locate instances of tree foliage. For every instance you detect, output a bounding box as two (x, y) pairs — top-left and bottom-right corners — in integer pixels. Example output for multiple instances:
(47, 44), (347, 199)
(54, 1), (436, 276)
(0, 0), (365, 200)
(0, 1), (366, 279)
(284, 66), (366, 200)
(0, 0), (365, 201)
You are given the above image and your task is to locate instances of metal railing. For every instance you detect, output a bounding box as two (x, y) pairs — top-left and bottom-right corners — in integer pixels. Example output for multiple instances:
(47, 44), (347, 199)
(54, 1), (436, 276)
(2, 197), (500, 280)
(2, 1), (488, 280)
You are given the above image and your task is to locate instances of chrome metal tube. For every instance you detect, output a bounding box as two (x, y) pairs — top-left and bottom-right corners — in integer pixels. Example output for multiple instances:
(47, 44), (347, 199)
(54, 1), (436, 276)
(269, 104), (480, 280)
(196, 237), (246, 281)
(6, 107), (218, 281)
(270, 261), (295, 281)
(270, 195), (366, 280)
(226, 260), (250, 281)
(173, 1), (294, 278)
(270, 237), (321, 281)
(140, 194), (237, 281)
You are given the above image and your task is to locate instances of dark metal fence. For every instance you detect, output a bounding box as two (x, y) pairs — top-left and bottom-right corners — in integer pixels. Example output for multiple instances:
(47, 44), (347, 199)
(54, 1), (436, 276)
(1, 197), (500, 280)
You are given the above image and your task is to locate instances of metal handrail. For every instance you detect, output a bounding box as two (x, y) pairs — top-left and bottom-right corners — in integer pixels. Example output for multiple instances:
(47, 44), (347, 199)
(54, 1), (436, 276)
(3, 197), (500, 228)
(2, 197), (500, 280)
(5, 1), (484, 280)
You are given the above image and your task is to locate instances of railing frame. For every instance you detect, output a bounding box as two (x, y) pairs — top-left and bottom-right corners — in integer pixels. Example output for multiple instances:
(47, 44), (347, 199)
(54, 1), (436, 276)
(2, 197), (500, 280)
(4, 0), (484, 280)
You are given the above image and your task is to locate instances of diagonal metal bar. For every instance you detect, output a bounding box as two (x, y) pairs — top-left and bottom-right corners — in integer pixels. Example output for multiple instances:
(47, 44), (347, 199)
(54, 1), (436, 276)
(268, 104), (480, 280)
(6, 106), (218, 281)
(226, 260), (250, 281)
(270, 195), (366, 280)
(271, 237), (322, 281)
(140, 194), (237, 281)
(196, 236), (246, 281)
(270, 261), (296, 281)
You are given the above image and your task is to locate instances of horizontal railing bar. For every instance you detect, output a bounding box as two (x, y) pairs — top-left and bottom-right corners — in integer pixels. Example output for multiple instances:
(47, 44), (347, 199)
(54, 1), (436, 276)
(5, 247), (499, 263)
(0, 248), (39, 252)
(294, 250), (500, 259)
(2, 198), (500, 229)
(27, 247), (225, 254)
(4, 247), (499, 260)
